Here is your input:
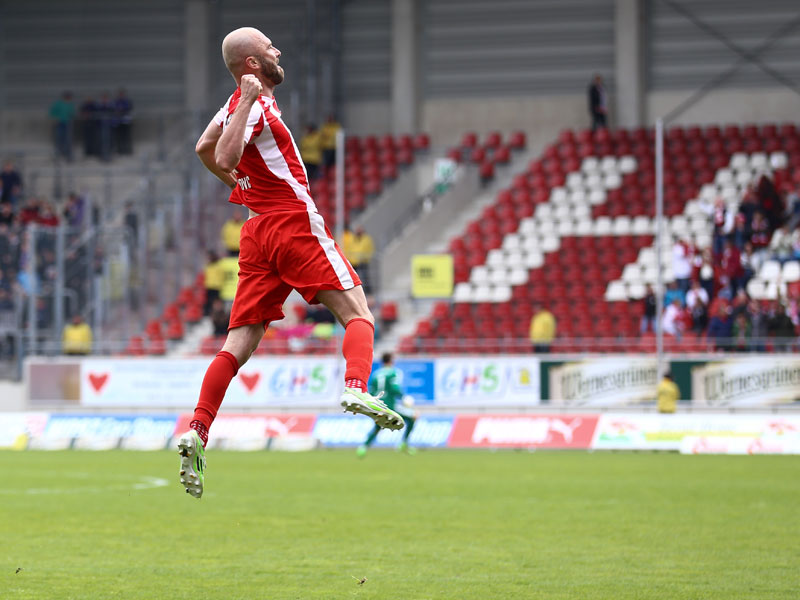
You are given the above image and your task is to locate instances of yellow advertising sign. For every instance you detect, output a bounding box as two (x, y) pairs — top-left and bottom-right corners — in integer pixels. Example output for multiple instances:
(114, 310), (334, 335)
(218, 257), (240, 301)
(411, 254), (454, 298)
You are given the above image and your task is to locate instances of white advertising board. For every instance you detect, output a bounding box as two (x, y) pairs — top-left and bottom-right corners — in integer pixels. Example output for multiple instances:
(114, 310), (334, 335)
(691, 357), (800, 406)
(80, 358), (343, 407)
(433, 357), (541, 406)
(592, 413), (800, 452)
(549, 357), (658, 406)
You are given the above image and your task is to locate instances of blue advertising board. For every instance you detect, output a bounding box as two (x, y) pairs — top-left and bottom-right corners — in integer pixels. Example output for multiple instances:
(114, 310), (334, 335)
(312, 415), (454, 447)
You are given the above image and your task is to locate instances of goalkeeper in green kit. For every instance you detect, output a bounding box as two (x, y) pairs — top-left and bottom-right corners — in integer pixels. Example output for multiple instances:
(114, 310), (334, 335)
(357, 352), (417, 457)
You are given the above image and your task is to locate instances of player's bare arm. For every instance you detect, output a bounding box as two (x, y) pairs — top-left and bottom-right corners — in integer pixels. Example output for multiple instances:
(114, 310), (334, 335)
(195, 120), (237, 189)
(215, 74), (262, 172)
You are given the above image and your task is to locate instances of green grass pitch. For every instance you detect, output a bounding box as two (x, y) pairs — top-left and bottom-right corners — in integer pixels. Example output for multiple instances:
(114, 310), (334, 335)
(1, 450), (798, 599)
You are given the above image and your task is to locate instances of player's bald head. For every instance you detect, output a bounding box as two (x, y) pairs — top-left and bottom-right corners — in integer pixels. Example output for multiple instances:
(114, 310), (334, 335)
(221, 27), (267, 75)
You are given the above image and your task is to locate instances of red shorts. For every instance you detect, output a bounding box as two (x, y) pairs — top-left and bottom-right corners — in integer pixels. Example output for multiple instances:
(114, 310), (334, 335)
(228, 210), (361, 329)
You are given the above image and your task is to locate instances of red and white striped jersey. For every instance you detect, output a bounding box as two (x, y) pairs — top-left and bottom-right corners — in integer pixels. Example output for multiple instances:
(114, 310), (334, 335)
(213, 88), (316, 215)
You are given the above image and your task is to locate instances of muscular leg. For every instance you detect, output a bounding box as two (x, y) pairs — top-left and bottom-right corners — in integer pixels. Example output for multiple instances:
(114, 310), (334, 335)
(190, 323), (264, 445)
(316, 286), (374, 391)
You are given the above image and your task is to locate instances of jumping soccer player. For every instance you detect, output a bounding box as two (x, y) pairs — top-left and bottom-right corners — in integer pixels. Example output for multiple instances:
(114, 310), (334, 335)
(177, 27), (403, 498)
(357, 353), (417, 457)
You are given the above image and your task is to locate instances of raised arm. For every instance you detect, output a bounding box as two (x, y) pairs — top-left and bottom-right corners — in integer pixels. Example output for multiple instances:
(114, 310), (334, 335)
(195, 120), (237, 189)
(215, 74), (263, 172)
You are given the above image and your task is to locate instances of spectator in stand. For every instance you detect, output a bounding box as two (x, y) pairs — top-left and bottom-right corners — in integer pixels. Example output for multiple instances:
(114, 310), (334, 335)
(1, 161), (23, 207)
(740, 241), (760, 288)
(719, 238), (744, 298)
(731, 313), (751, 352)
(587, 74), (608, 131)
(769, 224), (794, 264)
(662, 298), (687, 338)
(0, 203), (15, 227)
(204, 251), (224, 315)
(749, 300), (768, 351)
(113, 88), (134, 155)
(672, 237), (693, 294)
(656, 371), (679, 414)
(37, 203), (59, 227)
(49, 91), (76, 162)
(686, 280), (709, 334)
(696, 248), (716, 301)
(62, 314), (92, 355)
(0, 286), (14, 360)
(529, 302), (556, 353)
(732, 212), (749, 250)
(18, 197), (41, 225)
(756, 174), (784, 230)
(707, 303), (732, 351)
(63, 192), (85, 228)
(319, 115), (341, 170)
(767, 302), (796, 351)
(711, 198), (729, 256)
(221, 210), (244, 257)
(640, 284), (657, 333)
(299, 124), (322, 181)
(749, 210), (770, 255)
(344, 226), (375, 293)
(739, 183), (759, 225)
(791, 226), (800, 260)
(210, 298), (231, 337)
(97, 92), (115, 162)
(663, 281), (684, 308)
(79, 95), (99, 157)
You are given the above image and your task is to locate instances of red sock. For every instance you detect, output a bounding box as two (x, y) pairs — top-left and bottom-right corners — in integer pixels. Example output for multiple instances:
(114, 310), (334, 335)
(192, 351), (239, 431)
(342, 318), (374, 392)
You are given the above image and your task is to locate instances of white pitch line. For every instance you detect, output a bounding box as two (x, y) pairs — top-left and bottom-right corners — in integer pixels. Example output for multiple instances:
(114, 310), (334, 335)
(0, 476), (170, 495)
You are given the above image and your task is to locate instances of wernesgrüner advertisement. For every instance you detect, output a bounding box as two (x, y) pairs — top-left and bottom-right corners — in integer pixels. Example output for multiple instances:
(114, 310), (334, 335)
(692, 357), (800, 406)
(549, 357), (658, 406)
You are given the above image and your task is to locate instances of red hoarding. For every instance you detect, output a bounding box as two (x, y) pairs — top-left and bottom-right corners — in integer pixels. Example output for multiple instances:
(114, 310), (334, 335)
(449, 414), (598, 448)
(174, 413), (316, 442)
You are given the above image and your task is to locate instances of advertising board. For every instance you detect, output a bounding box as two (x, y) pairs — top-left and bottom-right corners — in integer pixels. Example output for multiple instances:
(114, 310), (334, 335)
(548, 357), (658, 406)
(448, 414), (598, 448)
(434, 358), (541, 406)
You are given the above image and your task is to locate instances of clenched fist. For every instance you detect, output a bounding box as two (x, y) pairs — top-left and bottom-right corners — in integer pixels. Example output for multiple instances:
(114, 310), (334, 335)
(240, 74), (262, 104)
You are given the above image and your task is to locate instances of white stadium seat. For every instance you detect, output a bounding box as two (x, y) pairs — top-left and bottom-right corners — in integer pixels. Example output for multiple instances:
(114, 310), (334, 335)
(627, 282), (646, 300)
(600, 156), (618, 173)
(566, 172), (584, 190)
(472, 285), (492, 303)
(746, 278), (765, 300)
(700, 184), (718, 201)
(574, 218), (593, 236)
(782, 261), (800, 282)
(749, 153), (768, 170)
(518, 218), (536, 236)
(770, 152), (788, 169)
(540, 234), (560, 253)
(581, 156), (600, 173)
(535, 203), (553, 219)
(619, 156), (637, 173)
(522, 236), (541, 253)
(491, 285), (512, 303)
(453, 283), (472, 303)
(502, 233), (521, 251)
(486, 249), (505, 267)
(735, 170), (753, 187)
(508, 267), (528, 286)
(638, 247), (656, 267)
(524, 250), (544, 269)
(603, 173), (622, 189)
(613, 216), (632, 235)
(670, 215), (688, 236)
(489, 267), (509, 285)
(550, 187), (568, 203)
(730, 153), (748, 170)
(554, 204), (572, 221)
(567, 189), (587, 205)
(588, 189), (606, 205)
(642, 266), (659, 283)
(604, 281), (627, 301)
(622, 263), (642, 283)
(594, 216), (612, 235)
(506, 251), (525, 269)
(632, 216), (652, 235)
(585, 173), (603, 189)
(715, 169), (733, 186)
(572, 202), (591, 218)
(760, 260), (781, 281)
(557, 220), (575, 236)
(470, 265), (490, 285)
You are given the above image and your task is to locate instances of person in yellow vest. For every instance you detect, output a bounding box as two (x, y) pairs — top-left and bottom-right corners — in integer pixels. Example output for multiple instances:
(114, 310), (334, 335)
(299, 124), (322, 181)
(349, 226), (375, 293)
(62, 314), (93, 355)
(529, 302), (556, 353)
(657, 371), (679, 414)
(204, 250), (224, 315)
(221, 210), (244, 256)
(320, 115), (342, 169)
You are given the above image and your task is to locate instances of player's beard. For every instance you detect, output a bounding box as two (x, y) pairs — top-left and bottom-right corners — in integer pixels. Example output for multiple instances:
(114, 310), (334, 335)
(258, 56), (284, 86)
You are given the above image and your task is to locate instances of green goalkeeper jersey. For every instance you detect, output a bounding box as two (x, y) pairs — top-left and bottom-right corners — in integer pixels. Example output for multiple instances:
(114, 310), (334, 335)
(368, 366), (404, 410)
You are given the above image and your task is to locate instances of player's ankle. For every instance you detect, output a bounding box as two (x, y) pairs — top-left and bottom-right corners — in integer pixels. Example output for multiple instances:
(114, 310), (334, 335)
(345, 378), (366, 392)
(189, 420), (209, 448)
